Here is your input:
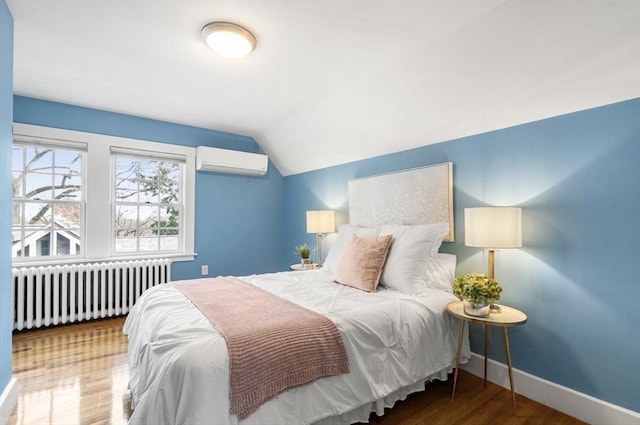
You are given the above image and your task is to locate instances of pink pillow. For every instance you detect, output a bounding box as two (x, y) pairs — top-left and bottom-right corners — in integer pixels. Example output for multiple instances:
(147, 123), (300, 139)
(333, 235), (393, 292)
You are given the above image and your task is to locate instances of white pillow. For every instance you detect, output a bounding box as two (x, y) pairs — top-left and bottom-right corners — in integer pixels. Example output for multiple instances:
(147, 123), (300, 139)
(425, 253), (457, 292)
(323, 224), (379, 273)
(378, 222), (449, 294)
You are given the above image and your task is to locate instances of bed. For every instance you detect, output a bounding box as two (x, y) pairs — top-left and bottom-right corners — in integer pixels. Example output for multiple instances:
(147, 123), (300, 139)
(124, 163), (471, 425)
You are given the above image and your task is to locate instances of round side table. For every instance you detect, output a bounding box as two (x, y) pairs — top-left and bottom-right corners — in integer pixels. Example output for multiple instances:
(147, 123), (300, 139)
(446, 300), (527, 414)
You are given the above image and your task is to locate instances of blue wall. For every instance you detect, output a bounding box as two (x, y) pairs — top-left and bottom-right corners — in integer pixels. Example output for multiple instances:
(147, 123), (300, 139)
(0, 0), (13, 395)
(283, 98), (640, 412)
(13, 96), (285, 280)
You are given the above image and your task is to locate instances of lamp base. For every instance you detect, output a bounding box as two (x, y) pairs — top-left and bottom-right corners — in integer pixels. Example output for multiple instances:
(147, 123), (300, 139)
(316, 233), (324, 266)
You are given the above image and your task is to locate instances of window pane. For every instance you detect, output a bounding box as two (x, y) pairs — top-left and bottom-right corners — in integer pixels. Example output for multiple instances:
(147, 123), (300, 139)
(161, 161), (180, 181)
(25, 202), (52, 226)
(12, 204), (22, 226)
(139, 159), (158, 177)
(12, 202), (24, 258)
(115, 205), (137, 232)
(115, 157), (138, 180)
(159, 180), (180, 203)
(12, 172), (23, 198)
(115, 179), (138, 202)
(138, 185), (158, 204)
(138, 206), (158, 228)
(12, 145), (23, 172)
(114, 203), (137, 254)
(54, 150), (82, 175)
(12, 230), (23, 258)
(139, 235), (159, 252)
(25, 172), (53, 200)
(54, 175), (82, 200)
(54, 204), (81, 228)
(26, 146), (53, 171)
(159, 207), (179, 227)
(139, 160), (163, 203)
(115, 234), (137, 253)
(160, 235), (179, 251)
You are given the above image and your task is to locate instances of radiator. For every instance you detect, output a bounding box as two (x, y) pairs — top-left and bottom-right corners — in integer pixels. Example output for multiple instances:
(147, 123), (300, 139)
(12, 258), (172, 331)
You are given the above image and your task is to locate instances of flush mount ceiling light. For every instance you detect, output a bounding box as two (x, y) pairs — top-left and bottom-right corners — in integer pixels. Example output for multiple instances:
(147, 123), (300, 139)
(201, 22), (257, 59)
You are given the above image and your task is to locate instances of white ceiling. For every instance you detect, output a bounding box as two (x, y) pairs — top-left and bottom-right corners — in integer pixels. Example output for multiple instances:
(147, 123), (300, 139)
(8, 0), (640, 176)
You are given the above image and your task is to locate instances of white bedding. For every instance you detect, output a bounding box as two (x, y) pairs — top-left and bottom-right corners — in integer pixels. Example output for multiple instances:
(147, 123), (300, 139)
(124, 269), (470, 425)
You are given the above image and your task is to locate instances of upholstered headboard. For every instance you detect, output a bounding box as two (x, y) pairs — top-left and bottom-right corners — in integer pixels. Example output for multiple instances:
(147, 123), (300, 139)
(348, 163), (454, 242)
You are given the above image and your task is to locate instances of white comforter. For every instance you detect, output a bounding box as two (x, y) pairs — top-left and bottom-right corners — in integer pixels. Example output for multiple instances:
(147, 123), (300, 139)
(124, 269), (470, 425)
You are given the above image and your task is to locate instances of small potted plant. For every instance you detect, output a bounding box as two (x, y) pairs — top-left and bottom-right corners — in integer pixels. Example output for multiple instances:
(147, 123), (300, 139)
(294, 243), (313, 268)
(453, 273), (503, 317)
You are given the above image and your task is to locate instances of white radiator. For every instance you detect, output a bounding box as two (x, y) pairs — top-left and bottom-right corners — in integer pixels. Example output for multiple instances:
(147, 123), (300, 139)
(12, 258), (172, 331)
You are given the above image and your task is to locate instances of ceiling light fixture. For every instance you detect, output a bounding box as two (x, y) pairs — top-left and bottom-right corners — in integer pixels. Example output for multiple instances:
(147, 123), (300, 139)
(201, 22), (257, 59)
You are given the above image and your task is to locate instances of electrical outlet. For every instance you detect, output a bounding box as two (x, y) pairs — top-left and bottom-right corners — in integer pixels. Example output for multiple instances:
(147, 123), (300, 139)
(201, 265), (209, 275)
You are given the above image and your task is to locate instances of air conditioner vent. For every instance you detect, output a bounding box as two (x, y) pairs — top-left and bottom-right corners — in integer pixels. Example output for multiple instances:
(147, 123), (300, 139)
(196, 146), (268, 176)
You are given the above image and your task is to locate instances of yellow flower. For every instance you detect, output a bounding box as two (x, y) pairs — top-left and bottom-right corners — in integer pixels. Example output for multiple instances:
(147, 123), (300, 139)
(453, 273), (502, 304)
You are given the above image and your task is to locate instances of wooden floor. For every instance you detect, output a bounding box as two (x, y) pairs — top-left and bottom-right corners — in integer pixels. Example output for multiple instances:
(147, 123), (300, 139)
(7, 317), (586, 425)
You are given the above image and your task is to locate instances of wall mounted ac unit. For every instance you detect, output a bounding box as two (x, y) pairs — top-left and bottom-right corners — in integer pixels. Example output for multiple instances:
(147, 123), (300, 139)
(196, 146), (268, 176)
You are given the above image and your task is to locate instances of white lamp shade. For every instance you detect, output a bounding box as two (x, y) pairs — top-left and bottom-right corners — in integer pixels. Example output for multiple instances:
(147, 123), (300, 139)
(306, 210), (336, 234)
(464, 207), (522, 249)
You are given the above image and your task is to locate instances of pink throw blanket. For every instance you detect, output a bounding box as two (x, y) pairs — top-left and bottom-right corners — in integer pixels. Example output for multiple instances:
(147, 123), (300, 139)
(174, 277), (349, 420)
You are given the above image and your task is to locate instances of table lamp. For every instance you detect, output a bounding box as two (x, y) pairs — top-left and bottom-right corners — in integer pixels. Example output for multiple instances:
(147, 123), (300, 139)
(465, 207), (522, 310)
(306, 210), (336, 266)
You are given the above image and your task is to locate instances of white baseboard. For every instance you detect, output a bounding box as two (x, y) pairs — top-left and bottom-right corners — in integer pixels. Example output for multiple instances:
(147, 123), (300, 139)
(461, 353), (639, 425)
(0, 378), (18, 425)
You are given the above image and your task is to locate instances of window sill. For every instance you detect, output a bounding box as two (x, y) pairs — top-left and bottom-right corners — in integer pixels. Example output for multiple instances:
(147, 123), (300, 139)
(12, 253), (196, 268)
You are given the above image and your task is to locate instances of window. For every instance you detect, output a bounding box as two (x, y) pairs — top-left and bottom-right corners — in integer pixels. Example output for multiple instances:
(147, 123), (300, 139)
(12, 141), (85, 260)
(113, 154), (183, 254)
(12, 123), (196, 265)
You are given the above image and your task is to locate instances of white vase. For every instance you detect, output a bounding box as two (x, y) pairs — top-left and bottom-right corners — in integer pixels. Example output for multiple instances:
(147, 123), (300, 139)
(463, 300), (490, 317)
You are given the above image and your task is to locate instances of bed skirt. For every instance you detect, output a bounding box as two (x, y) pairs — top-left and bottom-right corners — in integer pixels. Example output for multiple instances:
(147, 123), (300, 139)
(315, 366), (455, 425)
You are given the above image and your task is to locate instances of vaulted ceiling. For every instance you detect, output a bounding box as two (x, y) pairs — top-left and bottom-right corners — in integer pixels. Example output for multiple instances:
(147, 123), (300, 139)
(8, 0), (640, 176)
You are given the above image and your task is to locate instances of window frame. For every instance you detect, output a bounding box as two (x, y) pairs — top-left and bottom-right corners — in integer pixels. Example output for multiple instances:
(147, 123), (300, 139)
(111, 149), (185, 256)
(12, 123), (196, 266)
(11, 139), (87, 261)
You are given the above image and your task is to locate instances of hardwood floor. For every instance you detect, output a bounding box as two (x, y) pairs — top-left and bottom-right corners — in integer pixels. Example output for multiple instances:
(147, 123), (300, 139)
(7, 318), (586, 425)
(8, 318), (130, 425)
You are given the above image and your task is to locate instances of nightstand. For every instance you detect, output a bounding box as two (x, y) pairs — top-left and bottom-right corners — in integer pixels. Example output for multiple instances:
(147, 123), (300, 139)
(446, 301), (527, 414)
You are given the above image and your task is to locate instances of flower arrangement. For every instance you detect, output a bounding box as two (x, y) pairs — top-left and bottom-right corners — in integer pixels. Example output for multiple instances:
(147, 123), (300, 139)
(294, 243), (312, 260)
(453, 273), (502, 305)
